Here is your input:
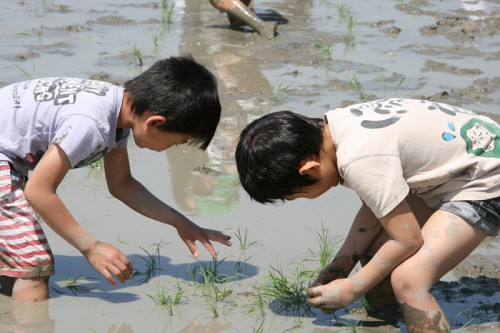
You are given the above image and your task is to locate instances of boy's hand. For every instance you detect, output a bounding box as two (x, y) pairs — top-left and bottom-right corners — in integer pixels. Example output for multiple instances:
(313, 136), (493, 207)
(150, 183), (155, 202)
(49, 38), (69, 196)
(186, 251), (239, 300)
(175, 218), (232, 259)
(307, 278), (361, 313)
(311, 256), (352, 287)
(83, 241), (134, 286)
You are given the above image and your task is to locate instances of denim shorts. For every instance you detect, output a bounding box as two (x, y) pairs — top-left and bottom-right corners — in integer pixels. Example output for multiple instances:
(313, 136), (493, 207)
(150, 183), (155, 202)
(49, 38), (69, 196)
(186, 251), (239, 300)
(437, 197), (500, 236)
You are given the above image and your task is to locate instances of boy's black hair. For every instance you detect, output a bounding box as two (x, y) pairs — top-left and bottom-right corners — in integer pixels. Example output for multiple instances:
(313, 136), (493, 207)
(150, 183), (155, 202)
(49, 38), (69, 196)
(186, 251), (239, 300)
(124, 54), (221, 150)
(235, 110), (324, 204)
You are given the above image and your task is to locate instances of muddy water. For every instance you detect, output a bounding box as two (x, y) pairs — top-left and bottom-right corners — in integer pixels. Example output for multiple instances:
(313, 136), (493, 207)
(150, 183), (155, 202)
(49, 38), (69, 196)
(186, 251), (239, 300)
(0, 0), (499, 332)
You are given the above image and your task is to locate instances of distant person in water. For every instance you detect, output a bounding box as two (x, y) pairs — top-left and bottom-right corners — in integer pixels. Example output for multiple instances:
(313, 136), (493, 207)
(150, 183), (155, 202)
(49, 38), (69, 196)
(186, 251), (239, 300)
(209, 0), (277, 39)
(0, 54), (232, 303)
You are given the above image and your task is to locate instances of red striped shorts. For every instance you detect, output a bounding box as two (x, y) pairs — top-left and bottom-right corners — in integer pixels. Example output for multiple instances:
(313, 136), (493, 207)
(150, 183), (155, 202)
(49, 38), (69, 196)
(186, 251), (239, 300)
(0, 161), (54, 278)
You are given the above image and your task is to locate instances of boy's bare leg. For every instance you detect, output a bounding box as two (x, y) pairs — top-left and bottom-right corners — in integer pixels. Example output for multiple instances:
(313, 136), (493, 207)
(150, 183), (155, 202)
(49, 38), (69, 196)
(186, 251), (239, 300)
(361, 195), (435, 312)
(11, 277), (49, 302)
(391, 210), (487, 333)
(209, 0), (277, 39)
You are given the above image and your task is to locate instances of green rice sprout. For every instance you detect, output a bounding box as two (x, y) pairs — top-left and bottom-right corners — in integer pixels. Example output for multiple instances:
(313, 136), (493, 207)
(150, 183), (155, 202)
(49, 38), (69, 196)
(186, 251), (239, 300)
(314, 39), (334, 61)
(132, 242), (162, 284)
(52, 275), (97, 296)
(256, 266), (312, 316)
(148, 281), (184, 315)
(271, 81), (295, 105)
(235, 226), (258, 250)
(161, 0), (176, 28)
(129, 45), (143, 68)
(305, 224), (340, 270)
(349, 74), (368, 101)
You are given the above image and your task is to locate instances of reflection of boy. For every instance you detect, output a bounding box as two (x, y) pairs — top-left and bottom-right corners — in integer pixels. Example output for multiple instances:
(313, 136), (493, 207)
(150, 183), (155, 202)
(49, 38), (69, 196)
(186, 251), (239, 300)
(235, 98), (500, 332)
(0, 55), (232, 303)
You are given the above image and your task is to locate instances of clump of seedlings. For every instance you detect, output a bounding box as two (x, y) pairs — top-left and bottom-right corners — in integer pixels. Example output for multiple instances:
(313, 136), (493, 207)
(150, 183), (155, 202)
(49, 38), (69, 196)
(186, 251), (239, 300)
(148, 280), (185, 315)
(257, 265), (313, 317)
(349, 74), (368, 101)
(52, 275), (98, 296)
(132, 242), (162, 284)
(188, 258), (237, 317)
(160, 0), (176, 28)
(234, 226), (258, 275)
(271, 80), (295, 105)
(128, 45), (143, 69)
(314, 39), (334, 61)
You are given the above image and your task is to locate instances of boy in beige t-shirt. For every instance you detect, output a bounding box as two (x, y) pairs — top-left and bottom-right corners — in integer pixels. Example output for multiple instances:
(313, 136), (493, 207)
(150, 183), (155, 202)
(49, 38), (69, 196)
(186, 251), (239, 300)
(235, 98), (500, 333)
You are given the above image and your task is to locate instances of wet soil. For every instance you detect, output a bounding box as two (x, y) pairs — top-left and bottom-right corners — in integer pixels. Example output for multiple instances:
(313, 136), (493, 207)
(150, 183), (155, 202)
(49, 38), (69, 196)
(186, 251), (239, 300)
(0, 1), (499, 332)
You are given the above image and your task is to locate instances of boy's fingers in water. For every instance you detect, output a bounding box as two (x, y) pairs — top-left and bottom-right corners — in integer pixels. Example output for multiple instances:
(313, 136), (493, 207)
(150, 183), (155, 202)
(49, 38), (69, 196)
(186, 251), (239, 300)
(184, 239), (199, 258)
(207, 229), (232, 246)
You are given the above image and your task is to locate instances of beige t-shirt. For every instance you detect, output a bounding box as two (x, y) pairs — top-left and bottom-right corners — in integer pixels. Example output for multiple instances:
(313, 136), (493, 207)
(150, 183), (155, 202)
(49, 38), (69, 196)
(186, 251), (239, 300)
(325, 98), (500, 218)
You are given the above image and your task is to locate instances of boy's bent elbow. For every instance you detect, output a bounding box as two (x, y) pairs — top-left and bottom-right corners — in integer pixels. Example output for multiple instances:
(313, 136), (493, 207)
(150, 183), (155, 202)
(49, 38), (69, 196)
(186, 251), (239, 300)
(24, 183), (49, 208)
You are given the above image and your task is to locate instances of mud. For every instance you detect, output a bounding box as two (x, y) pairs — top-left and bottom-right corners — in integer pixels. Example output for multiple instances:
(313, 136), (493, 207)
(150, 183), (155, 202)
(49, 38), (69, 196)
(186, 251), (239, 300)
(0, 0), (499, 332)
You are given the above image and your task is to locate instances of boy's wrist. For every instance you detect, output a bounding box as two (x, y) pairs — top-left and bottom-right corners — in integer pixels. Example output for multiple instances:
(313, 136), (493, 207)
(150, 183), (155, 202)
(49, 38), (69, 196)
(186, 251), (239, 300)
(74, 234), (97, 255)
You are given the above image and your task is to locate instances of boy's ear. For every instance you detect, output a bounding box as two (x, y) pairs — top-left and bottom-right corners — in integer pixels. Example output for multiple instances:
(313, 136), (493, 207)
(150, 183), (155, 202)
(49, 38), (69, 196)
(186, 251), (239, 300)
(298, 157), (321, 175)
(145, 115), (167, 128)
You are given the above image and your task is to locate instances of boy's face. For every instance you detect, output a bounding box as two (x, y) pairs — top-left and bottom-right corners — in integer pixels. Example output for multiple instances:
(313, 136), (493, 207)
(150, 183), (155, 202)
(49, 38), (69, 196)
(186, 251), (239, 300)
(134, 126), (192, 152)
(284, 155), (340, 201)
(132, 112), (193, 151)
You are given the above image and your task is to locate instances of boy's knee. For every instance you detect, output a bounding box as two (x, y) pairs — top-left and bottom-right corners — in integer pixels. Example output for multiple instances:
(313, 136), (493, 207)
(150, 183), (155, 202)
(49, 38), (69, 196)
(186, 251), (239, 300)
(12, 276), (49, 302)
(391, 264), (426, 299)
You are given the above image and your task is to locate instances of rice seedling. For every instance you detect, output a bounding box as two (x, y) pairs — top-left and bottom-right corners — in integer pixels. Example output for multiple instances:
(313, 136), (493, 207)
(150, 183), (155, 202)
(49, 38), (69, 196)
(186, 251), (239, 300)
(395, 75), (406, 91)
(151, 29), (166, 55)
(379, 71), (406, 95)
(271, 81), (295, 105)
(314, 39), (334, 61)
(161, 0), (176, 28)
(244, 288), (266, 318)
(252, 319), (265, 333)
(189, 257), (236, 285)
(318, 0), (335, 9)
(128, 45), (143, 68)
(52, 275), (97, 296)
(132, 242), (162, 284)
(34, 0), (53, 17)
(148, 280), (184, 315)
(349, 74), (368, 101)
(305, 224), (340, 270)
(235, 226), (258, 251)
(15, 64), (35, 79)
(257, 266), (312, 316)
(455, 302), (498, 327)
(199, 280), (232, 317)
(234, 255), (252, 275)
(336, 3), (357, 53)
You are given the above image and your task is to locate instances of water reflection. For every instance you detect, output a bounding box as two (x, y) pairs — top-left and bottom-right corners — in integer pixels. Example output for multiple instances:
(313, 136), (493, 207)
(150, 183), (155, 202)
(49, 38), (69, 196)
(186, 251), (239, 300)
(0, 296), (55, 333)
(167, 0), (275, 219)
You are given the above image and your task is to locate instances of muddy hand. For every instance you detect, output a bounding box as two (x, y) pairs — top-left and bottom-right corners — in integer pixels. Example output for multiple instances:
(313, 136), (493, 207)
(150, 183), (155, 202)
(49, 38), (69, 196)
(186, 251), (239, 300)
(307, 278), (358, 313)
(83, 240), (134, 286)
(311, 256), (352, 288)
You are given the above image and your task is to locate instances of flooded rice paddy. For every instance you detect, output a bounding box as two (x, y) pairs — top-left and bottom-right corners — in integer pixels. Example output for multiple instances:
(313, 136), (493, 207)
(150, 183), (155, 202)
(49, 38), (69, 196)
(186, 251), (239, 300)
(0, 0), (499, 332)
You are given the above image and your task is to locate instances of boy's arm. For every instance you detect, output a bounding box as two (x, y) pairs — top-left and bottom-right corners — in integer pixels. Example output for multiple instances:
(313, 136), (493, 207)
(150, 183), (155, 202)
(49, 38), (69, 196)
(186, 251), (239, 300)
(312, 203), (383, 286)
(25, 144), (133, 285)
(103, 148), (232, 258)
(307, 199), (424, 311)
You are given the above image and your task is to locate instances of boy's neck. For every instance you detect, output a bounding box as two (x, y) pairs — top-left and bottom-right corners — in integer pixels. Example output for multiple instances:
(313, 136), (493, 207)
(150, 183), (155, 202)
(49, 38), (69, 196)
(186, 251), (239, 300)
(322, 124), (337, 164)
(117, 91), (133, 129)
